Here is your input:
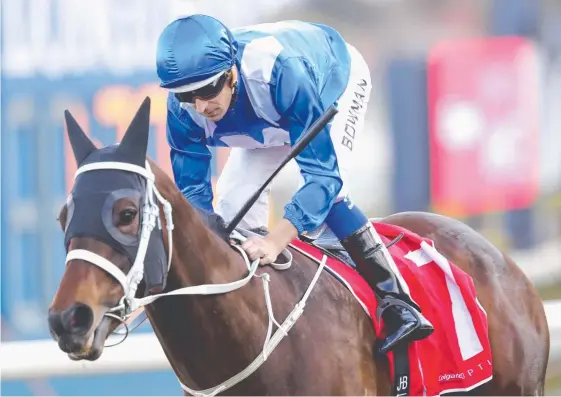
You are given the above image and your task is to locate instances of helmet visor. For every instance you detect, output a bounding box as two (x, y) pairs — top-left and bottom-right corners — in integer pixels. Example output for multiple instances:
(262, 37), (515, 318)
(174, 71), (230, 104)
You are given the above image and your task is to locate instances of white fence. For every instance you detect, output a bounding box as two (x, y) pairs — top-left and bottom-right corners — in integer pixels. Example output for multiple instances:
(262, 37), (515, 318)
(1, 333), (171, 380)
(547, 300), (561, 382)
(2, 300), (560, 381)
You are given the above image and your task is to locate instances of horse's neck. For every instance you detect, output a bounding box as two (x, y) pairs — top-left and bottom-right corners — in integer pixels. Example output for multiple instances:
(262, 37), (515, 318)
(145, 164), (385, 395)
(147, 158), (244, 282)
(149, 167), (270, 389)
(162, 188), (243, 285)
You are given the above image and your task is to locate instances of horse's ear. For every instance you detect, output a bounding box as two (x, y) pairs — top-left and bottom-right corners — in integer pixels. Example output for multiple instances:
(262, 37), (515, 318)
(118, 96), (151, 166)
(65, 110), (97, 165)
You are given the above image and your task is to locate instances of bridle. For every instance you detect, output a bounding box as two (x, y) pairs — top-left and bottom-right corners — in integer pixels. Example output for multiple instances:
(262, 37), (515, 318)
(65, 160), (174, 321)
(64, 159), (326, 397)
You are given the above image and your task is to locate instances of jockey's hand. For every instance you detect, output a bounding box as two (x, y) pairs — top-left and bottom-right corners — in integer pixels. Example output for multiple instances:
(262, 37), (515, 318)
(241, 236), (282, 265)
(241, 218), (299, 266)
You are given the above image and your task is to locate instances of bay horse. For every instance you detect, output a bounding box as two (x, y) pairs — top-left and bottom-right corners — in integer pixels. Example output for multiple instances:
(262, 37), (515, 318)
(48, 97), (549, 396)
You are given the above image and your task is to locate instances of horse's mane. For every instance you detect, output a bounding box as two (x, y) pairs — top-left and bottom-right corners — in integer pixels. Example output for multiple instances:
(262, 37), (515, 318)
(147, 158), (232, 242)
(147, 158), (272, 243)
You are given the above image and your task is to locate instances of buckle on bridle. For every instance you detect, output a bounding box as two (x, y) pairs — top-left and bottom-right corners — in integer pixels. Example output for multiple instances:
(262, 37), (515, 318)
(121, 296), (138, 318)
(107, 295), (135, 320)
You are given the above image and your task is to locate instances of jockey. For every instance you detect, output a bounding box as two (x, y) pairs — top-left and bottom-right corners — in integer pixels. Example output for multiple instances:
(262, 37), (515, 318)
(156, 14), (433, 354)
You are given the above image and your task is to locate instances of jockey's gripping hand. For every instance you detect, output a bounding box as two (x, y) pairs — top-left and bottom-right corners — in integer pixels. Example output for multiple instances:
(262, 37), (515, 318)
(241, 218), (298, 265)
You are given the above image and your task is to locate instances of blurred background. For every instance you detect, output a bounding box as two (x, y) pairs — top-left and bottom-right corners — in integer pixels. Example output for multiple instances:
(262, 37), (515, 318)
(1, 0), (560, 395)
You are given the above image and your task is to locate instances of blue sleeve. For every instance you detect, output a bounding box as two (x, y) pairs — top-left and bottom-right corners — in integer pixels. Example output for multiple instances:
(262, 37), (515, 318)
(166, 95), (214, 213)
(273, 58), (343, 234)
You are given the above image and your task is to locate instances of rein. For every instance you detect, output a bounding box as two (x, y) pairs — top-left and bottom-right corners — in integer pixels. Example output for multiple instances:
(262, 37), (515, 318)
(66, 160), (327, 397)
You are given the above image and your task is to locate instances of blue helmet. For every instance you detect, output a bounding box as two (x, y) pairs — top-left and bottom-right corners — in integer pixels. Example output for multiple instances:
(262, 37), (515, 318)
(156, 14), (238, 90)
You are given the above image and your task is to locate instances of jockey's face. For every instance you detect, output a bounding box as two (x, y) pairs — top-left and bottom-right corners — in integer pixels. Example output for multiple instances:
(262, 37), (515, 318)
(192, 67), (236, 121)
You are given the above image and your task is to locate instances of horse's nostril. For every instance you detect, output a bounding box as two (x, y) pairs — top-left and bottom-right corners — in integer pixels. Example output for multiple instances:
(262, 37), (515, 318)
(72, 304), (94, 330)
(61, 303), (94, 335)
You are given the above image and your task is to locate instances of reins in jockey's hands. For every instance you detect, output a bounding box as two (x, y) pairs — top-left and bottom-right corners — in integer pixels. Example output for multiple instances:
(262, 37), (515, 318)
(242, 218), (298, 265)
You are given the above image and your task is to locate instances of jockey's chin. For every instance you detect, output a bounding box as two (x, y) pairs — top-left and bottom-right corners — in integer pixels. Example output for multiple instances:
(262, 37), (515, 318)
(204, 107), (226, 121)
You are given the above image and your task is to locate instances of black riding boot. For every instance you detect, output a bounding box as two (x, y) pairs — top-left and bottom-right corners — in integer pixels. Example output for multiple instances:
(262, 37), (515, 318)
(340, 223), (434, 354)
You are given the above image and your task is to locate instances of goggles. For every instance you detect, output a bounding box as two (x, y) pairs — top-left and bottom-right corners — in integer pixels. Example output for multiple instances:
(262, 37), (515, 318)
(174, 71), (231, 104)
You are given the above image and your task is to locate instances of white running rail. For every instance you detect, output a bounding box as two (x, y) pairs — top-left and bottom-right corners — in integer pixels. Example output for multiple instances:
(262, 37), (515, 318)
(1, 300), (560, 381)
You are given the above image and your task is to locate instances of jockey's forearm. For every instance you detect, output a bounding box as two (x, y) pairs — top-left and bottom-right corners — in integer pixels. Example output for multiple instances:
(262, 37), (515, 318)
(268, 218), (299, 251)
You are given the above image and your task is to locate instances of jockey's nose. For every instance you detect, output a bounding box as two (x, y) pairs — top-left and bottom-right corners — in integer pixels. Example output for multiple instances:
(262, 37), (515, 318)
(194, 98), (209, 113)
(48, 303), (94, 339)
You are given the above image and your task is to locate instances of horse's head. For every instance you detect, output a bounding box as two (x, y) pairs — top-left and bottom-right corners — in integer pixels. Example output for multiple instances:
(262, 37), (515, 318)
(48, 97), (170, 361)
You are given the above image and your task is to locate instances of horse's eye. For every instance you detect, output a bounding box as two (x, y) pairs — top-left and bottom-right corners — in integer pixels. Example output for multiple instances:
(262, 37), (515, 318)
(118, 209), (137, 226)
